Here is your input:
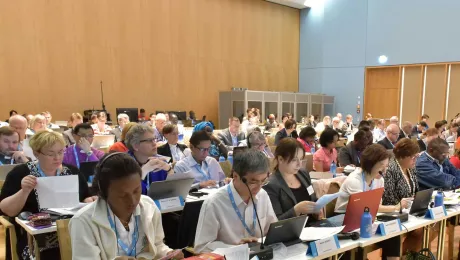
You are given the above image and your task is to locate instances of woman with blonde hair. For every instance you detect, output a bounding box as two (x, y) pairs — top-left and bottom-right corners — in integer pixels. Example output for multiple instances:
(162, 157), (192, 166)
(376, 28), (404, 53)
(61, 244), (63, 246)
(63, 113), (84, 147)
(25, 114), (48, 136)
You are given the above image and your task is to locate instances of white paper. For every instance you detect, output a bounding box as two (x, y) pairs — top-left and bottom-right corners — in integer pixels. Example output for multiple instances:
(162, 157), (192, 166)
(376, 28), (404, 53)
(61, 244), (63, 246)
(158, 197), (182, 210)
(36, 175), (79, 209)
(212, 244), (249, 260)
(381, 220), (401, 235)
(315, 236), (339, 255)
(300, 226), (344, 241)
(166, 171), (194, 181)
(314, 192), (344, 212)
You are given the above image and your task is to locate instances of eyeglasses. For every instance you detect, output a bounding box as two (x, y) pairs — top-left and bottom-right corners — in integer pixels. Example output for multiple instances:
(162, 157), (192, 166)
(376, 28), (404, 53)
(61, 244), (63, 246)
(77, 134), (94, 138)
(40, 150), (65, 158)
(195, 147), (210, 153)
(390, 132), (399, 136)
(246, 177), (270, 187)
(140, 138), (156, 143)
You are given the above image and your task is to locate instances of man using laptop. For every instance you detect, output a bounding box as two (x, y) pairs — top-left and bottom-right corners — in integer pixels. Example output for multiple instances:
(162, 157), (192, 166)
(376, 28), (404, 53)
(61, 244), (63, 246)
(0, 126), (29, 164)
(62, 123), (105, 169)
(416, 137), (460, 190)
(174, 130), (227, 189)
(194, 150), (278, 253)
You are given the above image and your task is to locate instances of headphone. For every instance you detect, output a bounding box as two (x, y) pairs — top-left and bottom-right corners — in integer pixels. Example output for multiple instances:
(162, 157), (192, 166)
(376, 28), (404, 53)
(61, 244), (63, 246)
(247, 131), (254, 148)
(96, 152), (125, 198)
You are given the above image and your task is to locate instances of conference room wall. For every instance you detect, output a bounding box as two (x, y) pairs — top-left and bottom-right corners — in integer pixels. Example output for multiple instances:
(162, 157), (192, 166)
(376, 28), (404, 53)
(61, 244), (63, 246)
(0, 0), (299, 125)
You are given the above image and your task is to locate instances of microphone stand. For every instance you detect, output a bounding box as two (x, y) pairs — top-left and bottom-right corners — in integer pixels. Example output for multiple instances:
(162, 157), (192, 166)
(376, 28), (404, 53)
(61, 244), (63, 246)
(100, 80), (106, 111)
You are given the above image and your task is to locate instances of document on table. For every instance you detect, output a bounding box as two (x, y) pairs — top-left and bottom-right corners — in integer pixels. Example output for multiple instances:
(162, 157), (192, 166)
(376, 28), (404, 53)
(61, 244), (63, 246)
(212, 244), (249, 260)
(314, 192), (344, 212)
(36, 175), (79, 209)
(300, 226), (344, 241)
(44, 203), (88, 216)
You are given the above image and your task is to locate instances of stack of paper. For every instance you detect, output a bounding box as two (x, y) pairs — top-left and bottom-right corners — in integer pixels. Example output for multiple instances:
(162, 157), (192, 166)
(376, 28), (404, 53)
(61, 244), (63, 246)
(212, 244), (249, 260)
(36, 175), (79, 209)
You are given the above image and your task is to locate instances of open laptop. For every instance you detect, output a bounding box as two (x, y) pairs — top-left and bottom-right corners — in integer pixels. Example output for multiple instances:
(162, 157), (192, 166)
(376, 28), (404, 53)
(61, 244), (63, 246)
(263, 215), (308, 246)
(79, 161), (98, 181)
(91, 135), (115, 149)
(0, 164), (17, 180)
(409, 188), (434, 217)
(310, 188), (384, 233)
(147, 177), (195, 201)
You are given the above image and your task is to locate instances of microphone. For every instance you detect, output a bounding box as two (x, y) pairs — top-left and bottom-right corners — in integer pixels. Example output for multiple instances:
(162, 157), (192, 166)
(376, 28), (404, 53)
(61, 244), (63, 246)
(399, 201), (403, 214)
(337, 232), (360, 240)
(242, 177), (266, 250)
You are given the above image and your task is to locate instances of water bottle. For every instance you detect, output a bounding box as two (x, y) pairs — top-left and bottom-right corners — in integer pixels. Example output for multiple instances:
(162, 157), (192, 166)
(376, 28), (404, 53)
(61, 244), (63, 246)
(218, 156), (226, 163)
(330, 161), (337, 177)
(434, 189), (444, 207)
(360, 207), (373, 238)
(178, 122), (184, 143)
(310, 147), (316, 154)
(227, 151), (233, 165)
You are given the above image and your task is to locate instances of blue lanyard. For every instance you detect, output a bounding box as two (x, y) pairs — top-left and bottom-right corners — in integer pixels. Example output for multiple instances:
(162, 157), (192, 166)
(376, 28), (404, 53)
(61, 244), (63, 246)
(195, 161), (210, 181)
(357, 151), (361, 164)
(227, 185), (256, 237)
(73, 145), (89, 169)
(0, 157), (14, 165)
(362, 172), (373, 191)
(106, 206), (139, 257)
(36, 163), (61, 177)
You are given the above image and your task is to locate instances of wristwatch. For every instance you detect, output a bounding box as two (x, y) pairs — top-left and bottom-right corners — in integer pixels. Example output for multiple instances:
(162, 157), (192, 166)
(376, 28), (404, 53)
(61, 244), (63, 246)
(86, 151), (93, 156)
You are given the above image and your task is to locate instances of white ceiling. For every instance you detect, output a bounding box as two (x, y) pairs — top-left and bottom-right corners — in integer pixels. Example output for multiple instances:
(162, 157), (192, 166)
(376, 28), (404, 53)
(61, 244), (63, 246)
(264, 0), (309, 9)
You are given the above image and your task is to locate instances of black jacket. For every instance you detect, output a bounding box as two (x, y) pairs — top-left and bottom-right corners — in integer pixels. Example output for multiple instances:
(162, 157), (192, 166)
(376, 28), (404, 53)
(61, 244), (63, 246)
(274, 129), (298, 145)
(377, 137), (394, 150)
(263, 169), (317, 220)
(418, 139), (427, 152)
(157, 143), (188, 163)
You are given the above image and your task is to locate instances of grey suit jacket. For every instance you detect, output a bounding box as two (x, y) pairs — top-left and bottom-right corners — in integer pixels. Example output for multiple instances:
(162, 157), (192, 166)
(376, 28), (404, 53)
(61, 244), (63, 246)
(63, 129), (75, 147)
(110, 126), (122, 142)
(338, 141), (360, 167)
(217, 128), (245, 148)
(263, 169), (317, 220)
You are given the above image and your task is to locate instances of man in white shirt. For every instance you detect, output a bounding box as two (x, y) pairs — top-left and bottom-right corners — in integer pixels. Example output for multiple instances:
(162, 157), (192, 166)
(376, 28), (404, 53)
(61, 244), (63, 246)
(8, 115), (28, 149)
(336, 113), (344, 129)
(41, 111), (60, 129)
(194, 150), (278, 253)
(373, 119), (385, 143)
(154, 113), (167, 143)
(174, 130), (226, 189)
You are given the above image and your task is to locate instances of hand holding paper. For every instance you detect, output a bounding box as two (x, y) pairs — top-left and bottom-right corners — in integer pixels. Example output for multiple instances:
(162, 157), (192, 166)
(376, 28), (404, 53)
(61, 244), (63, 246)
(36, 175), (79, 209)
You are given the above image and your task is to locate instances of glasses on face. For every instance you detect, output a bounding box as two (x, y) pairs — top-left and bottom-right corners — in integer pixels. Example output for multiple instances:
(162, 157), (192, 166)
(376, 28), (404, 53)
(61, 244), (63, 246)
(140, 138), (156, 144)
(246, 177), (270, 187)
(77, 134), (94, 139)
(40, 150), (65, 158)
(195, 147), (210, 153)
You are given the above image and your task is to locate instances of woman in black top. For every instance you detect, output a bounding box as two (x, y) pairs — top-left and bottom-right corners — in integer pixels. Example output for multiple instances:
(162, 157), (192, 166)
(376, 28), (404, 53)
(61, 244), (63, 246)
(263, 138), (319, 221)
(0, 131), (94, 260)
(274, 119), (298, 146)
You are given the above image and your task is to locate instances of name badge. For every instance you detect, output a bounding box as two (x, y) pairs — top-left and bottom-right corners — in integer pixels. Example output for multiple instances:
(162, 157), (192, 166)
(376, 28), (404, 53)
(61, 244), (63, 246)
(307, 185), (314, 196)
(154, 196), (185, 211)
(376, 219), (402, 236)
(425, 206), (447, 220)
(307, 235), (340, 257)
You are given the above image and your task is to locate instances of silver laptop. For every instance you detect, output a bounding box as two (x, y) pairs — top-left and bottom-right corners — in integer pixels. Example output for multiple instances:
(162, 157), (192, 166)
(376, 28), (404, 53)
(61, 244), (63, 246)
(91, 135), (115, 149)
(0, 164), (18, 180)
(147, 177), (195, 201)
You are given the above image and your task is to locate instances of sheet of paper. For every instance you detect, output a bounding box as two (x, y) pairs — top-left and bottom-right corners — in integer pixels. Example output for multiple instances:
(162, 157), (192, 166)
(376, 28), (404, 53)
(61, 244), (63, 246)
(36, 175), (79, 209)
(300, 226), (344, 241)
(314, 192), (344, 212)
(166, 171), (194, 181)
(212, 244), (249, 260)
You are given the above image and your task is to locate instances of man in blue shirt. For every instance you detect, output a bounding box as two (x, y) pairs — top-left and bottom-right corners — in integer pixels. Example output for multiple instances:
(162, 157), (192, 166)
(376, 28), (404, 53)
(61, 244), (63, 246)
(416, 138), (460, 190)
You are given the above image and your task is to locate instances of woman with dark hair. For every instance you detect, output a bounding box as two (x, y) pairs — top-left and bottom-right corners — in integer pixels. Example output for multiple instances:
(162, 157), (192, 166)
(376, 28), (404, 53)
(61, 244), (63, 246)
(275, 119), (297, 145)
(297, 126), (317, 153)
(69, 153), (184, 259)
(313, 128), (343, 172)
(91, 111), (112, 135)
(263, 138), (319, 221)
(306, 115), (317, 128)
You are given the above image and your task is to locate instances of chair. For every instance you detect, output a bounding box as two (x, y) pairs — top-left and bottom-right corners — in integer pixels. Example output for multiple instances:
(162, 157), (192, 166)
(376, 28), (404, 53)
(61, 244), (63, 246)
(176, 200), (204, 251)
(56, 219), (72, 260)
(0, 216), (18, 260)
(218, 161), (232, 178)
(312, 176), (346, 218)
(304, 153), (313, 172)
(309, 172), (334, 180)
(267, 136), (276, 146)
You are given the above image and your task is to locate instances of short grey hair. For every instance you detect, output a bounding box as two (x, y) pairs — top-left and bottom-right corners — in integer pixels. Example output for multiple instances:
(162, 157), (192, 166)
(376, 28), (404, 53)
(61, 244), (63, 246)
(125, 124), (154, 151)
(233, 150), (269, 177)
(118, 113), (129, 120)
(248, 131), (265, 146)
(156, 113), (167, 121)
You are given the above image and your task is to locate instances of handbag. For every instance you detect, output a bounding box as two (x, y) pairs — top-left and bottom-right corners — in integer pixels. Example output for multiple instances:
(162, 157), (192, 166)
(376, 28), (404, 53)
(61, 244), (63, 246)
(405, 248), (436, 260)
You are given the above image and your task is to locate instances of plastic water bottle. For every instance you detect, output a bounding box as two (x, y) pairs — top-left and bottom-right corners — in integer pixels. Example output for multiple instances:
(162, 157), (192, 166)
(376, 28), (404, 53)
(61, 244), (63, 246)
(330, 161), (337, 177)
(434, 189), (444, 207)
(218, 156), (226, 163)
(360, 207), (372, 238)
(227, 151), (233, 165)
(310, 147), (316, 154)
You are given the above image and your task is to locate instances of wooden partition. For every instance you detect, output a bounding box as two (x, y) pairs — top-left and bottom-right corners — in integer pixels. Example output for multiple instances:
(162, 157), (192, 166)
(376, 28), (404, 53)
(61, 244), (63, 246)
(0, 0), (300, 124)
(365, 62), (460, 123)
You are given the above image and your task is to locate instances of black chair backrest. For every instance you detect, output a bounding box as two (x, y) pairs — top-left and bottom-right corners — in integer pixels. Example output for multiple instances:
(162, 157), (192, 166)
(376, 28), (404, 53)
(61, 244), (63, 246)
(176, 200), (204, 248)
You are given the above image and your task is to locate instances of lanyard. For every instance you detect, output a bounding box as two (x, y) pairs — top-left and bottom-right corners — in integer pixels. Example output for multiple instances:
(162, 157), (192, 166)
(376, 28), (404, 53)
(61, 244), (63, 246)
(362, 172), (373, 192)
(195, 161), (210, 181)
(73, 145), (90, 169)
(356, 151), (361, 164)
(107, 206), (139, 257)
(227, 185), (256, 237)
(0, 157), (14, 165)
(36, 162), (61, 177)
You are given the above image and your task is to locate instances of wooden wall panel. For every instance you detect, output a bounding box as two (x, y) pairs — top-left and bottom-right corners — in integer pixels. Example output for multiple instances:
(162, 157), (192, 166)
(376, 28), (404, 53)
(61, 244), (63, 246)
(400, 66), (423, 124)
(364, 67), (401, 119)
(0, 0), (299, 125)
(423, 65), (448, 120)
(446, 65), (460, 120)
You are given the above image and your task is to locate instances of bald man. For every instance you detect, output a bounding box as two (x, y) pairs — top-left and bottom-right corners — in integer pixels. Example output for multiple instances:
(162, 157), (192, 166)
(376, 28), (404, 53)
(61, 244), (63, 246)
(265, 114), (278, 130)
(8, 115), (27, 141)
(377, 124), (400, 149)
(389, 116), (399, 125)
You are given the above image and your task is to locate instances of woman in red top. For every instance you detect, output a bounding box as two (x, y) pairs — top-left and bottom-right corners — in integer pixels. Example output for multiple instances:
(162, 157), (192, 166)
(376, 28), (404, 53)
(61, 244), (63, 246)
(313, 128), (344, 173)
(109, 122), (137, 152)
(297, 126), (317, 153)
(450, 149), (460, 169)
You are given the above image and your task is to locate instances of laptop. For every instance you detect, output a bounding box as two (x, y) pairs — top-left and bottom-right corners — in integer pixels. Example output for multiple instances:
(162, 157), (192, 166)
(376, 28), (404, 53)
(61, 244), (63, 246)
(409, 188), (434, 217)
(310, 188), (384, 233)
(79, 161), (98, 181)
(0, 164), (17, 180)
(263, 215), (308, 246)
(147, 177), (195, 201)
(91, 135), (115, 149)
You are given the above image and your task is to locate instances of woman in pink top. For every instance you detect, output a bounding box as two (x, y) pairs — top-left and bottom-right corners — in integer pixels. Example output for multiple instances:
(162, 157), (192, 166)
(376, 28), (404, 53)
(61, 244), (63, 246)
(297, 126), (317, 153)
(313, 128), (344, 172)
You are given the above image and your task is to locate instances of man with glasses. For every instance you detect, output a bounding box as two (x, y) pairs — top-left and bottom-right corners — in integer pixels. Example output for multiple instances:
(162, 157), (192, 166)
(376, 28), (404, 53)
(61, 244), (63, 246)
(217, 117), (246, 149)
(194, 150), (277, 253)
(63, 123), (105, 168)
(174, 130), (227, 190)
(377, 124), (400, 150)
(416, 137), (460, 190)
(125, 124), (173, 194)
(247, 131), (274, 158)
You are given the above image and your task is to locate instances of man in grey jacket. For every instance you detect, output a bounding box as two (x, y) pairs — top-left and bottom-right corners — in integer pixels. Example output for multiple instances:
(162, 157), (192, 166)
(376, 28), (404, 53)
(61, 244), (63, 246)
(338, 129), (370, 168)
